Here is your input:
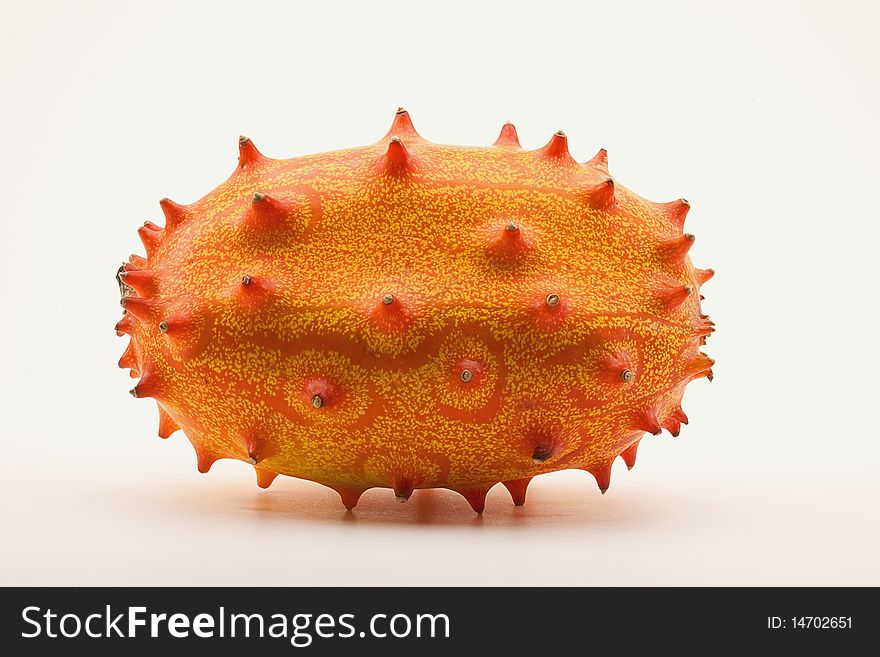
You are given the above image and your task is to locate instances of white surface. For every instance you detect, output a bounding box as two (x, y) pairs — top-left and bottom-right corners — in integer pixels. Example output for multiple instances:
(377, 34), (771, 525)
(1, 0), (878, 586)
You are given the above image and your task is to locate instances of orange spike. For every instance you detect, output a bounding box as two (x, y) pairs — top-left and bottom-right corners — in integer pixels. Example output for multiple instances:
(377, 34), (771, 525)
(237, 274), (275, 310)
(657, 282), (693, 312)
(157, 404), (180, 439)
(120, 296), (158, 322)
(129, 368), (162, 399)
(392, 476), (415, 502)
(661, 198), (691, 231)
(526, 289), (569, 331)
(157, 312), (193, 337)
(531, 445), (554, 464)
(137, 224), (162, 259)
(246, 192), (292, 229)
(537, 130), (576, 165)
(635, 407), (662, 435)
(585, 147), (608, 171)
(587, 462), (613, 494)
(368, 292), (414, 333)
(493, 121), (521, 148)
(672, 405), (689, 425)
(242, 431), (274, 464)
(114, 313), (135, 336)
(600, 351), (635, 385)
(128, 254), (147, 268)
(118, 340), (138, 371)
(485, 220), (533, 263)
(619, 440), (640, 470)
(117, 269), (157, 297)
(502, 478), (532, 506)
(454, 486), (491, 514)
(685, 353), (715, 380)
(194, 445), (220, 474)
(693, 316), (715, 339)
(159, 198), (190, 231)
(116, 264), (131, 298)
(696, 268), (715, 285)
(334, 485), (369, 511)
(303, 376), (341, 411)
(660, 233), (696, 264)
(664, 416), (682, 437)
(586, 178), (615, 210)
(380, 136), (414, 176)
(383, 107), (420, 139)
(238, 135), (267, 169)
(255, 468), (279, 489)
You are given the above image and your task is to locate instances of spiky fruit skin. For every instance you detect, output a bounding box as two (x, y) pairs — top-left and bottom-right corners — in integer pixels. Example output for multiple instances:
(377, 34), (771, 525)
(116, 110), (714, 513)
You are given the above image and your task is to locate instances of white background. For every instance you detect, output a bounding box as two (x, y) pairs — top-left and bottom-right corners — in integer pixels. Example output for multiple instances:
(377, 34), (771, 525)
(1, 0), (877, 585)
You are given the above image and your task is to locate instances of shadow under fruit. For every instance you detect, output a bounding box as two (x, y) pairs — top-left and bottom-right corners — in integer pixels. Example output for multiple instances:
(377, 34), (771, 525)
(115, 108), (715, 513)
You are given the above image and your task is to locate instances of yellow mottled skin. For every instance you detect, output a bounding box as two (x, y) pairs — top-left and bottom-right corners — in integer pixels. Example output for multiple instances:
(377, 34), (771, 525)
(116, 110), (714, 512)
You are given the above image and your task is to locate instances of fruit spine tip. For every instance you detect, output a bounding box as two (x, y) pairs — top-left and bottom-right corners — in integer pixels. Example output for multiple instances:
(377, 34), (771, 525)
(454, 487), (490, 514)
(334, 485), (369, 511)
(117, 340), (138, 371)
(663, 198), (691, 230)
(128, 254), (147, 268)
(369, 290), (414, 332)
(658, 281), (693, 312)
(381, 136), (414, 175)
(672, 405), (689, 425)
(685, 353), (716, 381)
(114, 314), (135, 336)
(236, 274), (274, 306)
(246, 191), (290, 228)
(587, 463), (613, 493)
(664, 416), (682, 437)
(159, 197), (189, 230)
(493, 121), (521, 148)
(600, 352), (635, 384)
(157, 404), (180, 439)
(157, 312), (194, 337)
(502, 478), (532, 506)
(585, 147), (608, 170)
(383, 107), (420, 139)
(661, 233), (696, 264)
(531, 445), (553, 464)
(636, 407), (663, 435)
(119, 296), (158, 321)
(116, 268), (158, 296)
(696, 268), (715, 285)
(237, 135), (267, 168)
(619, 440), (641, 470)
(538, 130), (576, 164)
(130, 369), (162, 400)
(255, 468), (279, 489)
(586, 178), (616, 210)
(137, 224), (162, 259)
(196, 450), (218, 474)
(392, 477), (415, 503)
(486, 220), (532, 262)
